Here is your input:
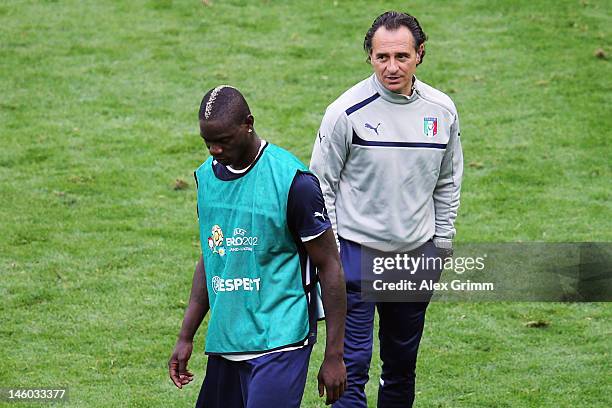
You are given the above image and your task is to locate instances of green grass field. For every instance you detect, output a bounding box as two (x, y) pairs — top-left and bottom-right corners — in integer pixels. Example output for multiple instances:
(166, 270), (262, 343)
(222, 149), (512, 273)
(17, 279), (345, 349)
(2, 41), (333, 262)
(1, 0), (610, 406)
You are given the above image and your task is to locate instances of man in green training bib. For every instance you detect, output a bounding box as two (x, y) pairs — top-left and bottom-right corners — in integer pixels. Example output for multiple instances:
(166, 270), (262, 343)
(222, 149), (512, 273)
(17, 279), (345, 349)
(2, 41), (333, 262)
(168, 86), (347, 407)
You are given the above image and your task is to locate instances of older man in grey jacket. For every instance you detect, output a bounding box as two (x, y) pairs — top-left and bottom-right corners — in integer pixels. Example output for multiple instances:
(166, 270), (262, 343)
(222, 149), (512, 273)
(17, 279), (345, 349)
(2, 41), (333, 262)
(310, 11), (463, 408)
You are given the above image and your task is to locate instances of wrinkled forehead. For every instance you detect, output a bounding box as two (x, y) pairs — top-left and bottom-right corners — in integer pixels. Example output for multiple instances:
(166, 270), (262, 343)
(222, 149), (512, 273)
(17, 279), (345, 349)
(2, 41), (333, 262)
(371, 26), (417, 53)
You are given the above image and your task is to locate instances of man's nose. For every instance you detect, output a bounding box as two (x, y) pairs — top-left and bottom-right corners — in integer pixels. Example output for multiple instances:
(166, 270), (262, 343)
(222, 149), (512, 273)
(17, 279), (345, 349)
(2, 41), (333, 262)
(387, 58), (398, 72)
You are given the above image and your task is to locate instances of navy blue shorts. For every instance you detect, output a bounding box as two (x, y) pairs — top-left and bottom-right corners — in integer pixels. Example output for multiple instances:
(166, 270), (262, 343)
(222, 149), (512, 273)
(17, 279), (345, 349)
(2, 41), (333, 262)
(195, 345), (313, 408)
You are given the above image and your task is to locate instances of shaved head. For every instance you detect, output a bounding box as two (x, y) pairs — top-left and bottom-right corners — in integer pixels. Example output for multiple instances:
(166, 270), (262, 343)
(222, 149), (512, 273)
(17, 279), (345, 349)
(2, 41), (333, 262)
(198, 85), (259, 169)
(199, 85), (251, 127)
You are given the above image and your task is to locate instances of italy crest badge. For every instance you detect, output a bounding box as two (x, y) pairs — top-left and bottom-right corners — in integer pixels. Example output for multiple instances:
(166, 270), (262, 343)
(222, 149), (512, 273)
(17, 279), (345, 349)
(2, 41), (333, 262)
(424, 117), (438, 138)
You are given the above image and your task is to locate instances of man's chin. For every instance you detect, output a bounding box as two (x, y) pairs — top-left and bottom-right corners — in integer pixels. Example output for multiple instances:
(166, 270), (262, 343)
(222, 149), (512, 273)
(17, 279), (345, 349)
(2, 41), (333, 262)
(383, 82), (405, 93)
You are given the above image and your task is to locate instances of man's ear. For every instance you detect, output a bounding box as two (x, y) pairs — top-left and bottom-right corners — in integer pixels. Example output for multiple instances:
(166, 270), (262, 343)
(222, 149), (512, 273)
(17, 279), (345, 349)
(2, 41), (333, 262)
(417, 44), (425, 62)
(245, 114), (255, 132)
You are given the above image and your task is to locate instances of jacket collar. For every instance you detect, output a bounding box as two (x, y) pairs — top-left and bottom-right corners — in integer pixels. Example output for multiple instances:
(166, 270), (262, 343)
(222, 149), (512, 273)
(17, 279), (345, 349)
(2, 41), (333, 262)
(371, 74), (420, 105)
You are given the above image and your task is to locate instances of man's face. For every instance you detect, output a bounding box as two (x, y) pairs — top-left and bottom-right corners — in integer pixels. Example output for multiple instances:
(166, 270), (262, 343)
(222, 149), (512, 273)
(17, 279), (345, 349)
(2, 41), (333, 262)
(370, 26), (422, 95)
(200, 119), (251, 167)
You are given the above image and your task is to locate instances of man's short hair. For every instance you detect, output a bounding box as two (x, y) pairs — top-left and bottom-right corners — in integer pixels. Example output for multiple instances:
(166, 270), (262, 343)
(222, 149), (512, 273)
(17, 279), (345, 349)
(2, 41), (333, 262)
(199, 85), (251, 125)
(363, 11), (428, 65)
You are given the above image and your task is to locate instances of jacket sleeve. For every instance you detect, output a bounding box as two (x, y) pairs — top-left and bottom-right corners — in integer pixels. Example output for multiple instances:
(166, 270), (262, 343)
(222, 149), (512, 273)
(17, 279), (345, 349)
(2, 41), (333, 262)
(309, 107), (351, 247)
(433, 112), (463, 242)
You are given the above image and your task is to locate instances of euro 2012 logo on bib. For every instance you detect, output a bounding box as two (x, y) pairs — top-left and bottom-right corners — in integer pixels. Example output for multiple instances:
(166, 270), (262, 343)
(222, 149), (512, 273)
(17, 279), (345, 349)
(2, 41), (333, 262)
(208, 225), (226, 256)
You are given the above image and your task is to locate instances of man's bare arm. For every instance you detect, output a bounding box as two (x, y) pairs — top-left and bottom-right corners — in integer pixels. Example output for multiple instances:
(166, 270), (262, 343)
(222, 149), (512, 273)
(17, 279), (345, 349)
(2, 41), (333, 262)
(304, 229), (347, 404)
(168, 255), (209, 389)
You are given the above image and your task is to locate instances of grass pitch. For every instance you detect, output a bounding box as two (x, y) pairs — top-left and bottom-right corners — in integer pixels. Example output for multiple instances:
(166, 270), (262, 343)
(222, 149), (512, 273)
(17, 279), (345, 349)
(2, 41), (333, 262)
(1, 0), (610, 407)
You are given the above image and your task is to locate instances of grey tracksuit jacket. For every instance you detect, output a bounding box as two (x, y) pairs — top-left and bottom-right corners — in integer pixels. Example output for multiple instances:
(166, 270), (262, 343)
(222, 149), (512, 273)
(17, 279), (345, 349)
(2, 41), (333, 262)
(310, 74), (463, 247)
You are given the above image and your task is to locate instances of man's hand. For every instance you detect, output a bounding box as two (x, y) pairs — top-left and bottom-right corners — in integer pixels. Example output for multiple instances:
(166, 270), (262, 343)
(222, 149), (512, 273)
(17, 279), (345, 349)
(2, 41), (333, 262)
(433, 237), (453, 261)
(317, 355), (347, 405)
(437, 246), (453, 261)
(168, 339), (195, 389)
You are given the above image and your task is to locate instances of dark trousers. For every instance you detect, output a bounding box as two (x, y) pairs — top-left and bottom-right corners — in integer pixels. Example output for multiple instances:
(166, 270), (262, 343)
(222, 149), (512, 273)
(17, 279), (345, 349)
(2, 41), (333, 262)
(333, 238), (438, 408)
(196, 345), (312, 408)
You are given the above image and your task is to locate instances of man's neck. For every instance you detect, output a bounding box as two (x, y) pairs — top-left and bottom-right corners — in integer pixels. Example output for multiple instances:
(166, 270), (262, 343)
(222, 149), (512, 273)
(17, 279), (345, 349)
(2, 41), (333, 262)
(231, 137), (262, 170)
(401, 76), (415, 96)
(372, 74), (418, 104)
(393, 75), (415, 96)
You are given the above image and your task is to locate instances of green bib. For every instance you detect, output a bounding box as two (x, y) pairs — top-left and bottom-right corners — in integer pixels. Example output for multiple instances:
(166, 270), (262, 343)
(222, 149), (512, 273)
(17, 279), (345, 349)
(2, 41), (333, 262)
(195, 144), (310, 354)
